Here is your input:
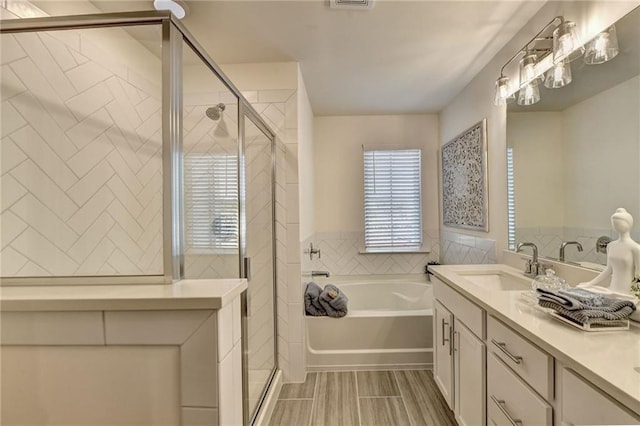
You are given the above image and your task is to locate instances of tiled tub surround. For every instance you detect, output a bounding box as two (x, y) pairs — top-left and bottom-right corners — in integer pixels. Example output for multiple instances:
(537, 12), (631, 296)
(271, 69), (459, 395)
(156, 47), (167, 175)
(440, 229), (497, 265)
(1, 26), (164, 277)
(0, 279), (246, 426)
(309, 230), (440, 276)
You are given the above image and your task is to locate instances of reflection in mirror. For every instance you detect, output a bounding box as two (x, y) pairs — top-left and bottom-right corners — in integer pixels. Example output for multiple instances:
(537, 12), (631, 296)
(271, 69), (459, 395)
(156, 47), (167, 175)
(507, 6), (640, 269)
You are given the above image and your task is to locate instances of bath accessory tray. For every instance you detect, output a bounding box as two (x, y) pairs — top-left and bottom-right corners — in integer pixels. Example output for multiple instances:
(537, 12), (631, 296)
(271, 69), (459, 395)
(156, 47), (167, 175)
(547, 310), (629, 332)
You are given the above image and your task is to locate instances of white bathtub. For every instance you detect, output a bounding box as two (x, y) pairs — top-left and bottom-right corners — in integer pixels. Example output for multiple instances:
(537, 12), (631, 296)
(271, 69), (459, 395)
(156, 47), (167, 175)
(306, 274), (434, 370)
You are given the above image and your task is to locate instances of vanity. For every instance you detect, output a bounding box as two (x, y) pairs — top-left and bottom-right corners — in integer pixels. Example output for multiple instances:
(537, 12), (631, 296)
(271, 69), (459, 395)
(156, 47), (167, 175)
(0, 279), (247, 426)
(431, 263), (640, 426)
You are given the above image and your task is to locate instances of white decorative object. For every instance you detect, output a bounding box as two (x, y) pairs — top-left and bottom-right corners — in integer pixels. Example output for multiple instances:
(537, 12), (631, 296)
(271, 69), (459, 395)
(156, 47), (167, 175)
(578, 208), (640, 317)
(441, 119), (489, 231)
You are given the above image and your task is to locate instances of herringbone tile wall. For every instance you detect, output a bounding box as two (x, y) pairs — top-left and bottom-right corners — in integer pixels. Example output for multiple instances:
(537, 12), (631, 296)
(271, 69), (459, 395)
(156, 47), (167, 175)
(310, 230), (440, 275)
(440, 229), (497, 265)
(1, 27), (164, 277)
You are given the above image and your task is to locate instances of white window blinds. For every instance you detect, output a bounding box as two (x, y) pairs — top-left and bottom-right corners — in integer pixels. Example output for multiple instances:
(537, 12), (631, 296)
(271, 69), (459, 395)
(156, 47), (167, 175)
(507, 146), (516, 251)
(364, 149), (422, 250)
(184, 154), (238, 250)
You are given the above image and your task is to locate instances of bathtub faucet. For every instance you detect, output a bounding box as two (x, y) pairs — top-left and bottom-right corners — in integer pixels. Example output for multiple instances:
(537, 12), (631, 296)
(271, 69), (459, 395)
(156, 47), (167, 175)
(311, 270), (330, 278)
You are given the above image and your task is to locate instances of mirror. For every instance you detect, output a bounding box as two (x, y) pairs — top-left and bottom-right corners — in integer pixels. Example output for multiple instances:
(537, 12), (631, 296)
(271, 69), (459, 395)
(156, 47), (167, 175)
(507, 6), (640, 270)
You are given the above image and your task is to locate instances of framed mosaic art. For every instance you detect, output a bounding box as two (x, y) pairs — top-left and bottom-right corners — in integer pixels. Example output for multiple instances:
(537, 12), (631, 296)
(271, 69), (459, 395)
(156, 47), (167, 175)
(441, 119), (489, 232)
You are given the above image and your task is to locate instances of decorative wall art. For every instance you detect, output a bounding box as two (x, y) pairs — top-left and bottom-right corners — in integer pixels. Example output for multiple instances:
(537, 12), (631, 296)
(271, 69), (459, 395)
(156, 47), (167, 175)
(441, 119), (489, 232)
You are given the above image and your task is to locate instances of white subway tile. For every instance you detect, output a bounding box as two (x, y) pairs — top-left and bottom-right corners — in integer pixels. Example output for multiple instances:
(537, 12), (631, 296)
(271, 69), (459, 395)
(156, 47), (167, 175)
(0, 247), (28, 275)
(67, 212), (114, 264)
(10, 160), (77, 220)
(0, 100), (25, 138)
(1, 137), (27, 174)
(10, 194), (78, 252)
(0, 174), (26, 212)
(65, 108), (113, 150)
(0, 64), (26, 101)
(0, 34), (26, 65)
(12, 228), (78, 275)
(67, 185), (114, 234)
(66, 81), (113, 122)
(10, 126), (78, 190)
(66, 159), (114, 206)
(40, 33), (77, 72)
(1, 210), (27, 249)
(14, 33), (76, 101)
(67, 133), (114, 178)
(75, 237), (115, 275)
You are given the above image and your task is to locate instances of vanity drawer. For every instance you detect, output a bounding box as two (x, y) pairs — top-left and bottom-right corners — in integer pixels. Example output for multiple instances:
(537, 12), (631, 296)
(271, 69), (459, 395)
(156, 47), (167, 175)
(434, 277), (485, 339)
(488, 353), (552, 426)
(488, 315), (553, 400)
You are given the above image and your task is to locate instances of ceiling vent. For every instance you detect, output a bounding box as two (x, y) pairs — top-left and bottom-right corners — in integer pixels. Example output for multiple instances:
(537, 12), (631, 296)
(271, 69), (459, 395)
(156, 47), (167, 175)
(329, 0), (374, 10)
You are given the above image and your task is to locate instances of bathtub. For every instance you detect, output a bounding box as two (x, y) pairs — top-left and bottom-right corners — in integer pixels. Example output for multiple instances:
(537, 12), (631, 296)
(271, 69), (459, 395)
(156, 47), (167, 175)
(306, 274), (433, 370)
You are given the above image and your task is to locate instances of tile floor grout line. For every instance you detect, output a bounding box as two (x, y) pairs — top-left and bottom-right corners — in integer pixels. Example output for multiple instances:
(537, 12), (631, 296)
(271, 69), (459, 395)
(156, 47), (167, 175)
(308, 372), (320, 426)
(393, 370), (415, 426)
(354, 371), (362, 426)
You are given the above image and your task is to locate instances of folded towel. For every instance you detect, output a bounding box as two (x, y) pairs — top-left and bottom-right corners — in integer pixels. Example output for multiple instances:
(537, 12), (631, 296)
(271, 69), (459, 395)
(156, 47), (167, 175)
(557, 288), (605, 308)
(538, 299), (635, 324)
(304, 282), (327, 316)
(536, 288), (636, 313)
(319, 284), (349, 318)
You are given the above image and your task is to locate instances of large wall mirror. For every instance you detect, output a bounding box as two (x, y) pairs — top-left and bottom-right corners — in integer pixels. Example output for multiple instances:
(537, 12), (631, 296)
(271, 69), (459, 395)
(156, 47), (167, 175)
(507, 6), (640, 270)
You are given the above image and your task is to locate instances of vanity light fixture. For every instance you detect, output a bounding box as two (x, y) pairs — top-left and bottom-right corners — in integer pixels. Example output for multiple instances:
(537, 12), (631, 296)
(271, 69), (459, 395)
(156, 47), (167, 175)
(552, 20), (584, 63)
(584, 25), (619, 64)
(544, 60), (572, 88)
(494, 16), (620, 106)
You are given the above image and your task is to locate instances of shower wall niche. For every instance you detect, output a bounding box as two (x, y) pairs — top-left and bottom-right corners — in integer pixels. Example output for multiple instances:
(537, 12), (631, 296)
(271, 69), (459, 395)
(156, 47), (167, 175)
(1, 24), (164, 278)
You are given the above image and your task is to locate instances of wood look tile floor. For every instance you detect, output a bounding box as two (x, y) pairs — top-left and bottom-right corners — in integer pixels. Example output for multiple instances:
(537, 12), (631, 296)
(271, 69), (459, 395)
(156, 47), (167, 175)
(269, 370), (456, 426)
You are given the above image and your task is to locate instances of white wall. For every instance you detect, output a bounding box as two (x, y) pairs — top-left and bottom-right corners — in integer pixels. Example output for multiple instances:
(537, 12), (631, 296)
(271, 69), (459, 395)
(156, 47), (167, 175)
(313, 114), (441, 274)
(297, 69), (315, 241)
(440, 1), (639, 262)
(315, 115), (439, 234)
(508, 112), (564, 229)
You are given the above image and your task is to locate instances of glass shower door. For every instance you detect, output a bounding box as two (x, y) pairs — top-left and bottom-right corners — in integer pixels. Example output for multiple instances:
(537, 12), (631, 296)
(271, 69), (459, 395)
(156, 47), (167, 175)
(242, 110), (276, 423)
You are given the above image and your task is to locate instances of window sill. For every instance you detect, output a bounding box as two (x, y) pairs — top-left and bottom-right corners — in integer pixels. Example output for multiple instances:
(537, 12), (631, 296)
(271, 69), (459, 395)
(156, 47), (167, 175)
(186, 248), (238, 256)
(358, 247), (430, 255)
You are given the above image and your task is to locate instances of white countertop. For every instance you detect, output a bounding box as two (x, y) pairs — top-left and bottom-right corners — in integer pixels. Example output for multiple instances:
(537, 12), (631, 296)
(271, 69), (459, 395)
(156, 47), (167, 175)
(430, 264), (640, 416)
(0, 279), (247, 311)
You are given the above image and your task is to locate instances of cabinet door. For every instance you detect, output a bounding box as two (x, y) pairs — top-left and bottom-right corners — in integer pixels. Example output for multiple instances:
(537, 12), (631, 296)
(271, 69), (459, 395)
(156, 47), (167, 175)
(434, 300), (454, 409)
(561, 368), (640, 425)
(454, 318), (486, 426)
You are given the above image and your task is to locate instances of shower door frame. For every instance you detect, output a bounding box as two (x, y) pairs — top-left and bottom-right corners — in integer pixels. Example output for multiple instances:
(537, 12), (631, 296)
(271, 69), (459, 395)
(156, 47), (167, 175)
(1, 11), (279, 426)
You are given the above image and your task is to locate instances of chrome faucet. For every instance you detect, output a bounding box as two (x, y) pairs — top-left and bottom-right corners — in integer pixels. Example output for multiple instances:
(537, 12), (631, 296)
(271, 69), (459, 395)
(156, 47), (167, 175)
(559, 241), (583, 262)
(311, 270), (330, 278)
(516, 242), (544, 278)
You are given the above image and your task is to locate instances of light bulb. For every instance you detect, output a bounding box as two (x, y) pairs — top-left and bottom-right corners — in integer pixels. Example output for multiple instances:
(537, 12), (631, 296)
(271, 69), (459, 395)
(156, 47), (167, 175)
(584, 26), (619, 65)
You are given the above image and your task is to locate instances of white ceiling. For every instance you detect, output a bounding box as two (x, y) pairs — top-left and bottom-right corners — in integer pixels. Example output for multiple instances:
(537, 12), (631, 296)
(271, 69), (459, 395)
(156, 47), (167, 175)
(32, 0), (546, 115)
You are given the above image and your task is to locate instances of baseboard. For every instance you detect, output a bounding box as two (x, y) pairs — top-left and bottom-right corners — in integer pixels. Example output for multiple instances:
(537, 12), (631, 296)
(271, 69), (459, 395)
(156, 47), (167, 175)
(252, 369), (282, 426)
(307, 363), (432, 372)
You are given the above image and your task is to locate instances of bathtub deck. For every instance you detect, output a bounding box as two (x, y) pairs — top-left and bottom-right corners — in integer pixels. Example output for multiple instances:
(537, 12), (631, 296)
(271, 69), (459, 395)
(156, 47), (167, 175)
(269, 370), (456, 426)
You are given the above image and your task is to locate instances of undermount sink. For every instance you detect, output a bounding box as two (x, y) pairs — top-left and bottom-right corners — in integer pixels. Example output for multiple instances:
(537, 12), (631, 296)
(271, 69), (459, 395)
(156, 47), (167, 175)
(456, 271), (531, 291)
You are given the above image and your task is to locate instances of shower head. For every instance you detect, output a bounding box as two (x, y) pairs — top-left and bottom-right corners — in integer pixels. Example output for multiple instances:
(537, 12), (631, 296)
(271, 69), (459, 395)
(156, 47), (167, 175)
(205, 103), (226, 121)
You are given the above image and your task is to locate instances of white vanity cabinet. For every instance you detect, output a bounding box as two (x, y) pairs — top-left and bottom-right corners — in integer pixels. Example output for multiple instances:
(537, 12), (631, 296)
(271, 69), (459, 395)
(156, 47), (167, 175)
(560, 368), (640, 425)
(434, 277), (486, 426)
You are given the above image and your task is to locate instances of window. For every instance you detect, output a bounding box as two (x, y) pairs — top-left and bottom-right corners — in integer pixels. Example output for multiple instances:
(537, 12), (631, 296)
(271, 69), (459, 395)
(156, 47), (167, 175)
(364, 149), (422, 251)
(507, 146), (516, 251)
(184, 153), (238, 251)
